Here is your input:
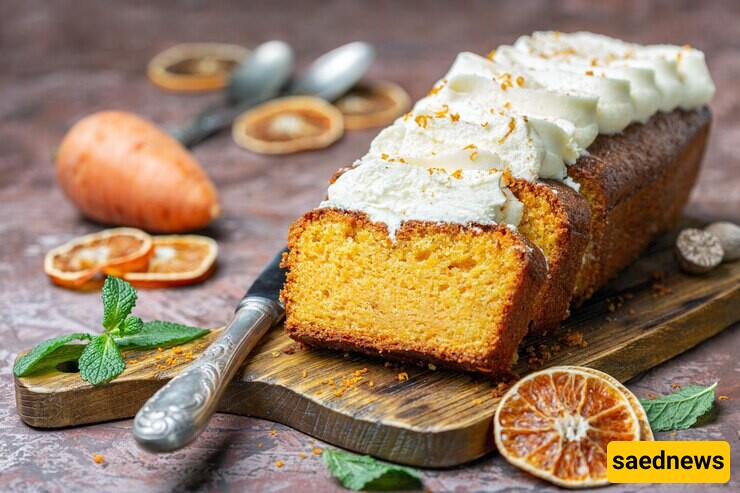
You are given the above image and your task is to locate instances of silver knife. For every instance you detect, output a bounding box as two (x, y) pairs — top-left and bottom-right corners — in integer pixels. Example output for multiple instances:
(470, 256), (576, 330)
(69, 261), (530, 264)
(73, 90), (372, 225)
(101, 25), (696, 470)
(133, 247), (288, 452)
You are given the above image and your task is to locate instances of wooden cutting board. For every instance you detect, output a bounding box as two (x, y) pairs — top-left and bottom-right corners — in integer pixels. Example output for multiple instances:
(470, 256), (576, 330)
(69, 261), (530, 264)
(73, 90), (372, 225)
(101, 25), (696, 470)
(14, 226), (740, 468)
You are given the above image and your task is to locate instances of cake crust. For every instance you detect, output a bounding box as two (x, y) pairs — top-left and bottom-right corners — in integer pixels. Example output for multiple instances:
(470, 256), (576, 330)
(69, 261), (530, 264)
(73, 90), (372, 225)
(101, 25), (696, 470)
(570, 107), (711, 304)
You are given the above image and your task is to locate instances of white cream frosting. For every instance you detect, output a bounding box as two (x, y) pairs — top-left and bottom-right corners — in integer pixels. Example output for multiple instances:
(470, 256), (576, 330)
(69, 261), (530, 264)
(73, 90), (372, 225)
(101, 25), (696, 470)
(447, 51), (635, 134)
(513, 31), (715, 113)
(317, 32), (713, 237)
(492, 45), (661, 124)
(321, 158), (523, 239)
(361, 111), (549, 182)
(416, 73), (599, 153)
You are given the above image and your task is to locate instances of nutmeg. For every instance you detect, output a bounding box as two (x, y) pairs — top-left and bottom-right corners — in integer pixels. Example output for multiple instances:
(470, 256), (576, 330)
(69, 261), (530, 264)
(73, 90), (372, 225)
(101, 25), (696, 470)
(705, 221), (740, 261)
(674, 228), (724, 274)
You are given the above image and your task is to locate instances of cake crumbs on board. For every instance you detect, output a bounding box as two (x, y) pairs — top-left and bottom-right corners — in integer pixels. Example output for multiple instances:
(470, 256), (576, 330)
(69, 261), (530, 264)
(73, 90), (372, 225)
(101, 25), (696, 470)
(559, 330), (588, 348)
(491, 381), (511, 398)
(651, 271), (674, 296)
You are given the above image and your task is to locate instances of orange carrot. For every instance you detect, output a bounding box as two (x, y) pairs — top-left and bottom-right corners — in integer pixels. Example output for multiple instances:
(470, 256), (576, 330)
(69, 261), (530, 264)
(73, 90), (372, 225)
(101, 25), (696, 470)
(56, 111), (220, 233)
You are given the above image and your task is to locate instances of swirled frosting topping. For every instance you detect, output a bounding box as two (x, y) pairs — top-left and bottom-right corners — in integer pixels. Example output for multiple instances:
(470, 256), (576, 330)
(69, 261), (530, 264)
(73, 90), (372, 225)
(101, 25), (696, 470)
(319, 32), (714, 237)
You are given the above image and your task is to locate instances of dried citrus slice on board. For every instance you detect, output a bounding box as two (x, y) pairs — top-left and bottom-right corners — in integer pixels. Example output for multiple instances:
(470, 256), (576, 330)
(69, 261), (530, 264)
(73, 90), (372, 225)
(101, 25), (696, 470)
(122, 235), (217, 288)
(494, 366), (641, 488)
(334, 80), (411, 130)
(232, 96), (344, 154)
(560, 366), (654, 441)
(44, 228), (153, 288)
(147, 43), (249, 92)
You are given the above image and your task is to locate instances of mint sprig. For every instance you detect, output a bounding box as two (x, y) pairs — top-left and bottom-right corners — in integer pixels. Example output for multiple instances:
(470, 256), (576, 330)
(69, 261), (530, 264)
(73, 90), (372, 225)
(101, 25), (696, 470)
(323, 449), (422, 491)
(114, 321), (209, 348)
(101, 276), (141, 336)
(639, 383), (718, 432)
(13, 333), (91, 377)
(12, 276), (209, 384)
(79, 334), (126, 385)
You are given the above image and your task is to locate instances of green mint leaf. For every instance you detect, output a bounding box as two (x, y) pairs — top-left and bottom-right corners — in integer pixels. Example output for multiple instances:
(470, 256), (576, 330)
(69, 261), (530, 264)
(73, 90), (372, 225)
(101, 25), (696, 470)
(639, 383), (718, 432)
(120, 315), (143, 336)
(101, 276), (138, 332)
(13, 333), (91, 377)
(78, 334), (125, 385)
(113, 321), (209, 348)
(323, 449), (422, 491)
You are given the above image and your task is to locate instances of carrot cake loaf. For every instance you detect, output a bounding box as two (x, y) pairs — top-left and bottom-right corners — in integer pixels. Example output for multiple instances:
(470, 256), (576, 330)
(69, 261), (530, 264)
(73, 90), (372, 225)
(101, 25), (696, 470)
(281, 31), (714, 372)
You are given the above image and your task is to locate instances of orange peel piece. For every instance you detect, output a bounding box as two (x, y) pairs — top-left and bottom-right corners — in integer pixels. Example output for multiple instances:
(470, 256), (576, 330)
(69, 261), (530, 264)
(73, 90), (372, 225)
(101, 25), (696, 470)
(494, 366), (642, 488)
(44, 228), (154, 289)
(232, 96), (344, 154)
(122, 235), (217, 288)
(335, 80), (411, 130)
(147, 43), (249, 92)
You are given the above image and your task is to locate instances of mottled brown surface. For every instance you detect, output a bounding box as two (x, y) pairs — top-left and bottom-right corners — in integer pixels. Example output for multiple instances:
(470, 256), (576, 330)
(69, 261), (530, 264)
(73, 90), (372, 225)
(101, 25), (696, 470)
(1, 1), (738, 492)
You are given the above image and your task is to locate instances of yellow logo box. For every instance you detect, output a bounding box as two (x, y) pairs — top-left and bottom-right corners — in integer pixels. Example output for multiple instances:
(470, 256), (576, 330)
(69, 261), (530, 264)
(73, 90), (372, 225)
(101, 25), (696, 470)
(607, 441), (730, 484)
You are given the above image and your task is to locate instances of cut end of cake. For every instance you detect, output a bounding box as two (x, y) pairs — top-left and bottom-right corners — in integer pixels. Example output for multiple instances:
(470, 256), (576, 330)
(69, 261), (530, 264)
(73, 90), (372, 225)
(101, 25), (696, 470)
(281, 208), (547, 374)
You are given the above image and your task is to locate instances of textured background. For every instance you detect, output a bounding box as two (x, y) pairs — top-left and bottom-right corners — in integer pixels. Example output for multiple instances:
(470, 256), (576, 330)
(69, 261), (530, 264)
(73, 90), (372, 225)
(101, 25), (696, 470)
(0, 0), (738, 491)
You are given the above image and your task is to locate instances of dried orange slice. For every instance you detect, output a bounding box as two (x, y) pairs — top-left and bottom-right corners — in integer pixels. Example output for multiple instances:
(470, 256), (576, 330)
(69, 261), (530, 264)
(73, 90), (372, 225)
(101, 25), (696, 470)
(232, 96), (344, 154)
(494, 366), (641, 488)
(335, 80), (411, 130)
(560, 366), (654, 441)
(44, 228), (153, 288)
(147, 43), (249, 92)
(122, 235), (217, 288)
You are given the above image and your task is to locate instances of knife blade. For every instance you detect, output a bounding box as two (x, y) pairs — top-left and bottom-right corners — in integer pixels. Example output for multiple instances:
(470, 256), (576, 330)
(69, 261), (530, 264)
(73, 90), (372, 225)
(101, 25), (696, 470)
(133, 247), (288, 452)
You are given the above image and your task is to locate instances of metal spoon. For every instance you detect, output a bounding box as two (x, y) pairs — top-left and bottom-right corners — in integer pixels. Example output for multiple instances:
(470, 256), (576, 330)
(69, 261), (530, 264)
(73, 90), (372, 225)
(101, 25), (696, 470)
(288, 41), (375, 102)
(175, 41), (375, 148)
(226, 40), (294, 103)
(173, 40), (294, 147)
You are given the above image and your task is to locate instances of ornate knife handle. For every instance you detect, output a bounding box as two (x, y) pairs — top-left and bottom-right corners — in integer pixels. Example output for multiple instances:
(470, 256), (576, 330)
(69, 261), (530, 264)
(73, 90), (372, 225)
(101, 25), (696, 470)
(133, 297), (281, 452)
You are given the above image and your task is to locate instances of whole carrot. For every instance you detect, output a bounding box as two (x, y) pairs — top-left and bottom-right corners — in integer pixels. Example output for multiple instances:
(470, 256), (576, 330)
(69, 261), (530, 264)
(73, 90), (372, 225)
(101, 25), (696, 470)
(56, 111), (221, 233)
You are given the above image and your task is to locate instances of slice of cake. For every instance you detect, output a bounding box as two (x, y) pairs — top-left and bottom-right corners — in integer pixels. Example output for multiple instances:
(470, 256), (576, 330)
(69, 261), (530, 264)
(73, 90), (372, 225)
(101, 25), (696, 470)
(283, 159), (545, 373)
(282, 207), (546, 373)
(507, 178), (590, 332)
